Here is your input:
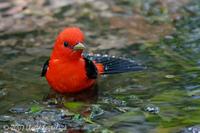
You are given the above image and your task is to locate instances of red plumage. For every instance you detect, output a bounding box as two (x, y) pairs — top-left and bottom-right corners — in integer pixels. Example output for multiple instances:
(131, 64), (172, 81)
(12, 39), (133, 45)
(42, 27), (144, 93)
(45, 27), (103, 93)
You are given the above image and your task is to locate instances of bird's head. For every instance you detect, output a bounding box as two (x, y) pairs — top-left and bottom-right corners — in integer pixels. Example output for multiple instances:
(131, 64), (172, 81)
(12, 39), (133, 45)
(52, 27), (86, 60)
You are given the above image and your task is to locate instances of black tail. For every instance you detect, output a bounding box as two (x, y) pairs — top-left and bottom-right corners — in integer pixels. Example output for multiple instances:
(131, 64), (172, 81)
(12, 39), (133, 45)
(84, 53), (146, 74)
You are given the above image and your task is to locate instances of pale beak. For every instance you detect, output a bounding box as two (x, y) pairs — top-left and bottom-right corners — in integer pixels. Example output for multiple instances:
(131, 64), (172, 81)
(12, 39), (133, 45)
(73, 42), (85, 50)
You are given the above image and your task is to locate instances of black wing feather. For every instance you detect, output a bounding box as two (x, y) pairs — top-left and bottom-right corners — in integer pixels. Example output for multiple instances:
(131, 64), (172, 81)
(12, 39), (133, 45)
(83, 57), (98, 79)
(84, 53), (145, 74)
(41, 59), (49, 77)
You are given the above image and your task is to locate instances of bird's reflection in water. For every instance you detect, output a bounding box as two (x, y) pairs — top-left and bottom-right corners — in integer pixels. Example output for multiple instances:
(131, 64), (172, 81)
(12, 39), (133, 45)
(43, 84), (99, 107)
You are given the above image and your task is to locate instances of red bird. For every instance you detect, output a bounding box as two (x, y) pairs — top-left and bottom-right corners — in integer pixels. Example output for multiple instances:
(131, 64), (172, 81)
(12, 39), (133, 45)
(41, 27), (144, 93)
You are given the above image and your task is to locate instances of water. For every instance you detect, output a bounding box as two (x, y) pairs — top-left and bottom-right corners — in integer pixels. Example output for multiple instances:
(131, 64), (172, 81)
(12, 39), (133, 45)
(0, 0), (200, 133)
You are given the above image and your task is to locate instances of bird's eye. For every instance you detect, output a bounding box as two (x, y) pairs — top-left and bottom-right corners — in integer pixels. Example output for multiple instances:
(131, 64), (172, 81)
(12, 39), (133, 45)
(64, 42), (68, 47)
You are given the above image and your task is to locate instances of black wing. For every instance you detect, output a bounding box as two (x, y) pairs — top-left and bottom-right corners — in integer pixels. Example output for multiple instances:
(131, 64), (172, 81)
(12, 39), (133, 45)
(83, 57), (98, 79)
(83, 53), (145, 74)
(41, 59), (49, 77)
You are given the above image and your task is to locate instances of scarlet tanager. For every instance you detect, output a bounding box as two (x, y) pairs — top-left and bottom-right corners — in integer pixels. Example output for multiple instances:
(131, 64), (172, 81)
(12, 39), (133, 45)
(41, 27), (144, 93)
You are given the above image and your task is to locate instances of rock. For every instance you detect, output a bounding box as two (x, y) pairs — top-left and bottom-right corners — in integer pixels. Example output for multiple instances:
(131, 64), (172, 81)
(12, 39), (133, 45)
(94, 36), (127, 50)
(111, 5), (125, 13)
(0, 2), (11, 11)
(0, 115), (14, 122)
(101, 96), (127, 107)
(9, 106), (30, 114)
(90, 105), (104, 119)
(0, 88), (7, 98)
(181, 125), (200, 133)
(144, 104), (159, 114)
(92, 1), (109, 11)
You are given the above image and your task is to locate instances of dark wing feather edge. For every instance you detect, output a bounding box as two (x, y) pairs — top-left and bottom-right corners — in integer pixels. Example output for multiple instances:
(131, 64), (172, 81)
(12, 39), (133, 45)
(83, 57), (98, 79)
(41, 59), (49, 77)
(84, 53), (145, 74)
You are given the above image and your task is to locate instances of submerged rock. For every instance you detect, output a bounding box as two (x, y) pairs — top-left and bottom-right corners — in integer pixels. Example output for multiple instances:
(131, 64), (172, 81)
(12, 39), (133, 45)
(0, 115), (14, 122)
(144, 104), (159, 114)
(9, 106), (30, 114)
(90, 105), (104, 119)
(0, 88), (7, 98)
(101, 96), (127, 107)
(181, 125), (200, 133)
